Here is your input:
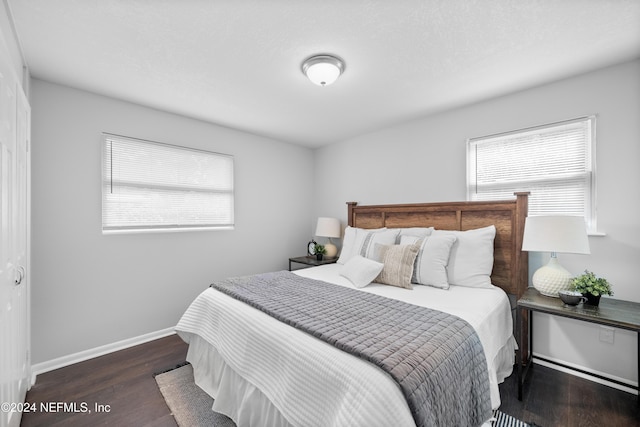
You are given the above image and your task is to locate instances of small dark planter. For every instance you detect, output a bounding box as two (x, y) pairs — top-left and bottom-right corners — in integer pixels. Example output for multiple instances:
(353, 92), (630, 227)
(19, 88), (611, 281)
(316, 254), (324, 261)
(584, 293), (601, 306)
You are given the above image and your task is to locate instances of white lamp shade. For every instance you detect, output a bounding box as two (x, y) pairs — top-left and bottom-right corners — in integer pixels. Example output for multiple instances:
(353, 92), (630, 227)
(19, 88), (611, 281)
(522, 216), (590, 254)
(315, 217), (341, 238)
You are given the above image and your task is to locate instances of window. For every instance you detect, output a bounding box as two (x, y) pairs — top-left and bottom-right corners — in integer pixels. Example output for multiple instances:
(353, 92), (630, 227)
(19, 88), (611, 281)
(102, 134), (234, 233)
(467, 116), (596, 232)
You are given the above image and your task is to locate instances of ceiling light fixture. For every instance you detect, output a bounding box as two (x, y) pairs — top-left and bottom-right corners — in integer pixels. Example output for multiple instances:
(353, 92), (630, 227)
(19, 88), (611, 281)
(301, 55), (345, 86)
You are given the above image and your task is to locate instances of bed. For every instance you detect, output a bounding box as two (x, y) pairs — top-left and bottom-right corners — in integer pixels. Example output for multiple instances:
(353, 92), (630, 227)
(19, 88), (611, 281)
(176, 193), (529, 427)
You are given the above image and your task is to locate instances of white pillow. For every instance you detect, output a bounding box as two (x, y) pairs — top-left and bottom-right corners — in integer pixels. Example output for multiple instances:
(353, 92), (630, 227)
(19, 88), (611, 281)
(401, 234), (457, 289)
(337, 227), (398, 264)
(337, 226), (359, 264)
(340, 255), (384, 288)
(432, 225), (496, 288)
(357, 229), (400, 259)
(396, 227), (434, 243)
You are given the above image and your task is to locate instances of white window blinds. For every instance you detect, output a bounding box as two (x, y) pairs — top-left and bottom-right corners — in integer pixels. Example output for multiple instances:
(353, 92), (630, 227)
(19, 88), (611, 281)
(102, 134), (234, 232)
(467, 116), (596, 231)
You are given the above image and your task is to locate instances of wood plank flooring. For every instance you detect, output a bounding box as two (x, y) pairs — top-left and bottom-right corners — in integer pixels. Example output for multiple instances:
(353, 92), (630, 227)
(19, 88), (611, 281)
(21, 334), (187, 427)
(21, 334), (639, 426)
(499, 363), (639, 427)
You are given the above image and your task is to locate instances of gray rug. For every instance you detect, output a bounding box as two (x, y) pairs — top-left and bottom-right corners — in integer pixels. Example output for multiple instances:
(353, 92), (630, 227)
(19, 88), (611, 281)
(155, 363), (235, 427)
(155, 364), (536, 427)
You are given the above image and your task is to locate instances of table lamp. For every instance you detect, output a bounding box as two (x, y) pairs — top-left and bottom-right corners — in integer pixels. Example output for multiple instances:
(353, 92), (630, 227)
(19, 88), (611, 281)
(315, 217), (341, 258)
(521, 216), (590, 297)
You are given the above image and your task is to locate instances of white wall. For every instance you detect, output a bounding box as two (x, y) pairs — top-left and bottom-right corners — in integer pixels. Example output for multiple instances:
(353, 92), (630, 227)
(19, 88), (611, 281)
(30, 59), (639, 386)
(0, 2), (26, 87)
(315, 60), (640, 387)
(30, 79), (314, 365)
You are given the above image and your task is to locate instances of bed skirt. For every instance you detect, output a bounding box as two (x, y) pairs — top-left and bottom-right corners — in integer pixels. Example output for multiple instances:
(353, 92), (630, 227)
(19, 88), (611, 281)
(179, 331), (516, 427)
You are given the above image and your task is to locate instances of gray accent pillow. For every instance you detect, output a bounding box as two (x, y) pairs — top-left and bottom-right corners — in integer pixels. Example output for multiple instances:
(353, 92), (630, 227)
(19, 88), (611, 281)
(375, 242), (421, 289)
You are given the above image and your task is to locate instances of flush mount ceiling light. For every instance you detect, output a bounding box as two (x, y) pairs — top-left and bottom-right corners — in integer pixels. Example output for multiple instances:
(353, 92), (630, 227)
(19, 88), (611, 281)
(301, 54), (345, 86)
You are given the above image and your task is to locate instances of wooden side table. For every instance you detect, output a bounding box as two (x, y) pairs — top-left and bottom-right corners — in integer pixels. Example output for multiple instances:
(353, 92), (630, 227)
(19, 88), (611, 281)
(516, 287), (640, 405)
(288, 255), (338, 271)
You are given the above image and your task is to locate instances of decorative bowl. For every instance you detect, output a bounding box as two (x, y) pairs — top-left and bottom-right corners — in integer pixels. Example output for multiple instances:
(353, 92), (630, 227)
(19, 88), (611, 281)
(558, 290), (587, 306)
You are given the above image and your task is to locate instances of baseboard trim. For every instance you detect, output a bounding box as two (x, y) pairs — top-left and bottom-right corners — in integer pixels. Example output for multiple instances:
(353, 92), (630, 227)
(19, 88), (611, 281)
(31, 327), (176, 385)
(30, 330), (637, 396)
(532, 353), (638, 395)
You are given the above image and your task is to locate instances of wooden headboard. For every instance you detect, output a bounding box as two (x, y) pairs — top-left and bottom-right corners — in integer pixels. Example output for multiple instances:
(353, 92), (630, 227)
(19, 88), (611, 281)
(347, 192), (529, 299)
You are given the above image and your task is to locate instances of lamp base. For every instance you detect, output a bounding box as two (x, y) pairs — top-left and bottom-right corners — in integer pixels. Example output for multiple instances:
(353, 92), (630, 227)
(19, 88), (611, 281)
(324, 242), (338, 258)
(532, 257), (572, 297)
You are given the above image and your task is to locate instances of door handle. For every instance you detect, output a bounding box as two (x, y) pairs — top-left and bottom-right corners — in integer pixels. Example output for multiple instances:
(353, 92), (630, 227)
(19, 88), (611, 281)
(14, 266), (25, 286)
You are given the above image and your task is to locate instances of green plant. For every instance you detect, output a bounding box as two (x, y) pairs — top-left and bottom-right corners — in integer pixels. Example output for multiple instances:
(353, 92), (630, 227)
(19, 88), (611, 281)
(314, 243), (327, 255)
(570, 270), (613, 297)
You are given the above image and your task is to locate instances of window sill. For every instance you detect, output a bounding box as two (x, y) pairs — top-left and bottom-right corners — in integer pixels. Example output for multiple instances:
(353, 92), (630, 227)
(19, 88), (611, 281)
(103, 226), (234, 235)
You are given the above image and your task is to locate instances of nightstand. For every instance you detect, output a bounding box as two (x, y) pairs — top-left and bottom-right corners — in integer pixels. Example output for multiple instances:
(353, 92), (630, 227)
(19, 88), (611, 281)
(288, 256), (338, 271)
(516, 287), (640, 405)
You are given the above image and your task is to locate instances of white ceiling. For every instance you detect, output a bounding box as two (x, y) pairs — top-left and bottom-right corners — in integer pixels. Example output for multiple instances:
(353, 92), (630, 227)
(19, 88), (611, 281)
(8, 1), (640, 147)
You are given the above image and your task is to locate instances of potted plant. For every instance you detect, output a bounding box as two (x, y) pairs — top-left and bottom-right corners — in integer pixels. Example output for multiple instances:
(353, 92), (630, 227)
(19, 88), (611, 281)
(569, 270), (613, 306)
(314, 243), (327, 261)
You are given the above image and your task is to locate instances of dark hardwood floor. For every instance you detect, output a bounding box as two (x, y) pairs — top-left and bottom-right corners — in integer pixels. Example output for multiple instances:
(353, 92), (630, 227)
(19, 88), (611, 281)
(499, 363), (639, 427)
(21, 334), (639, 426)
(21, 334), (187, 427)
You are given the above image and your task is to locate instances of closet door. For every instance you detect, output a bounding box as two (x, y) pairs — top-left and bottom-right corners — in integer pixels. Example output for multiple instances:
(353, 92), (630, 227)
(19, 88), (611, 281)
(0, 40), (30, 427)
(13, 85), (30, 418)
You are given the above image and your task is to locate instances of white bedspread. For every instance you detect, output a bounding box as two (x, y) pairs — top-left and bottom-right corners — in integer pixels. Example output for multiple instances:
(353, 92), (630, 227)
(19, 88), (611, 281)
(176, 264), (516, 427)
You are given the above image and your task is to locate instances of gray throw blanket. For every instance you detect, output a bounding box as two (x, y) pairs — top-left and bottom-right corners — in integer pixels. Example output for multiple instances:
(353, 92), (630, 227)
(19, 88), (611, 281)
(211, 271), (491, 427)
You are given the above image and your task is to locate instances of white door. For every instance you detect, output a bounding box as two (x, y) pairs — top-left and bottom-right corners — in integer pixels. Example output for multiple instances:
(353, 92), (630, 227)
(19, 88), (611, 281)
(0, 40), (30, 427)
(13, 83), (30, 418)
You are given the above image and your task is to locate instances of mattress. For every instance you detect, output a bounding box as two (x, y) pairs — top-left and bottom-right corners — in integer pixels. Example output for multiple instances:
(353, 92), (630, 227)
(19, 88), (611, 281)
(176, 264), (516, 427)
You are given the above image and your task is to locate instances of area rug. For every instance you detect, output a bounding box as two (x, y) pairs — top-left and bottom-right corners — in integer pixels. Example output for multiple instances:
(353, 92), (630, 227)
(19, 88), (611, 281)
(492, 409), (535, 427)
(155, 363), (235, 427)
(155, 364), (535, 427)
